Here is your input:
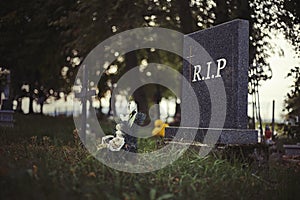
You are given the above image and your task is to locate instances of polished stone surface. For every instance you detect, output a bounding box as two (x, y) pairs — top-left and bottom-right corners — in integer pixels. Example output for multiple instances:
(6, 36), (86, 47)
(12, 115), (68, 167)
(166, 19), (258, 145)
(182, 19), (249, 129)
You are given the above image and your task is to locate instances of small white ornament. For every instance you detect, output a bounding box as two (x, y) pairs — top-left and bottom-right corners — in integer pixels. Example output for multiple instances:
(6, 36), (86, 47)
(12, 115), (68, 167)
(108, 137), (125, 151)
(101, 135), (114, 144)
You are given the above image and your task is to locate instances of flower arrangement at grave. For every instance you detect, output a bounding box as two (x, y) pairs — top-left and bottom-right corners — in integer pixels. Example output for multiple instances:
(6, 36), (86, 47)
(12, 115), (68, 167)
(97, 101), (146, 152)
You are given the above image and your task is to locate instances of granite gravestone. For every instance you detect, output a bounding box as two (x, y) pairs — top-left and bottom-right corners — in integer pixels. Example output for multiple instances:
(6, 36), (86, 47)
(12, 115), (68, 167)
(165, 19), (258, 145)
(0, 69), (14, 127)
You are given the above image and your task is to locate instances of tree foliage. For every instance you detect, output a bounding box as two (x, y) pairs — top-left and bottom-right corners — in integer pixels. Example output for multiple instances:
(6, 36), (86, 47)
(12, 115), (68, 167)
(285, 67), (300, 117)
(0, 0), (77, 113)
(0, 0), (299, 114)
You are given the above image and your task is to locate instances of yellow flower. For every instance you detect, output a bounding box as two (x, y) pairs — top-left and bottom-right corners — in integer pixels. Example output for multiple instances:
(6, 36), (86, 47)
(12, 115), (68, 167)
(152, 119), (169, 137)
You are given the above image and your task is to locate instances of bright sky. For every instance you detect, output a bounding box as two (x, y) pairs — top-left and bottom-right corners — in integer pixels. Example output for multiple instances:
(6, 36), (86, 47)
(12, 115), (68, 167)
(254, 33), (300, 122)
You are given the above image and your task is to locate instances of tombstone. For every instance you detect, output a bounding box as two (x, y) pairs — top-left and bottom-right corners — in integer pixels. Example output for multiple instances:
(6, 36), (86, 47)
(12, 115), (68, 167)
(0, 70), (12, 109)
(1, 99), (13, 110)
(165, 19), (258, 145)
(283, 143), (300, 156)
(0, 69), (14, 127)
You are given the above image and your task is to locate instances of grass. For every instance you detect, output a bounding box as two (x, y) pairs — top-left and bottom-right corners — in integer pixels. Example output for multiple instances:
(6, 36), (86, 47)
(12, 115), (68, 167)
(0, 114), (300, 200)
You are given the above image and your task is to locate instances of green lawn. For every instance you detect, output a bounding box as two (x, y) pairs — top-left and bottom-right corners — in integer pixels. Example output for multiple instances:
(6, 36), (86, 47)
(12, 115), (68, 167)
(0, 114), (299, 200)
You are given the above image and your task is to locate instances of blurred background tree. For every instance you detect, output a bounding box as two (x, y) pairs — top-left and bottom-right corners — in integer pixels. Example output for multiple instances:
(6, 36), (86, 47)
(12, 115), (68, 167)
(0, 0), (298, 117)
(281, 0), (300, 120)
(285, 67), (300, 119)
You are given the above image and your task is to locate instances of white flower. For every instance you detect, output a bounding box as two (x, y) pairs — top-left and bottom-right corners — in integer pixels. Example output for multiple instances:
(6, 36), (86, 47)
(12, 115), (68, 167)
(119, 114), (129, 122)
(108, 137), (125, 151)
(115, 130), (123, 137)
(101, 135), (114, 144)
(116, 123), (123, 131)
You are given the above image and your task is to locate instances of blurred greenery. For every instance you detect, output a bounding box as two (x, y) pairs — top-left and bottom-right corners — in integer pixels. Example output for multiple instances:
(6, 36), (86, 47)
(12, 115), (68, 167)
(0, 0), (299, 116)
(285, 67), (300, 119)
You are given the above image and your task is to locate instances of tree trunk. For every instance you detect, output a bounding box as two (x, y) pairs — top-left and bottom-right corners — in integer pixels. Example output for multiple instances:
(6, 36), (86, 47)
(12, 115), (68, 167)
(236, 0), (251, 20)
(125, 51), (149, 117)
(176, 0), (194, 34)
(28, 88), (34, 114)
(154, 85), (162, 119)
(214, 0), (230, 25)
(133, 87), (148, 114)
(125, 51), (150, 124)
(40, 102), (44, 115)
(98, 98), (104, 118)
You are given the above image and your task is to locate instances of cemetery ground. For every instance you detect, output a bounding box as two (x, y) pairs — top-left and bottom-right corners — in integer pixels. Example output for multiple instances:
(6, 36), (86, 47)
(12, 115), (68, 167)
(0, 114), (300, 200)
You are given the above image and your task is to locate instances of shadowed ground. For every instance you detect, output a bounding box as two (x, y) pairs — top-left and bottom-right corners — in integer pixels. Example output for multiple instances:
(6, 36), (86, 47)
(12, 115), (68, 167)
(0, 114), (299, 200)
